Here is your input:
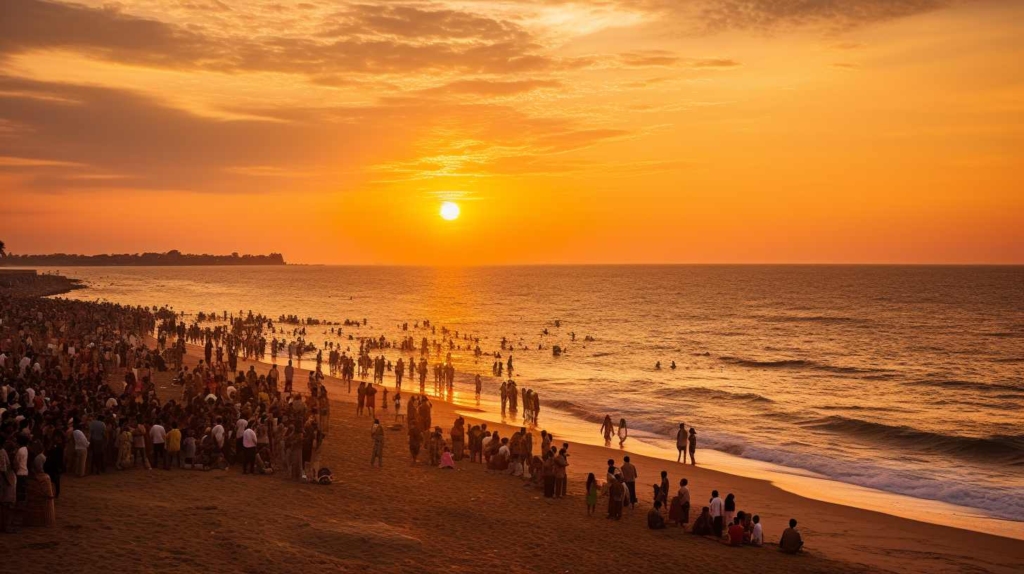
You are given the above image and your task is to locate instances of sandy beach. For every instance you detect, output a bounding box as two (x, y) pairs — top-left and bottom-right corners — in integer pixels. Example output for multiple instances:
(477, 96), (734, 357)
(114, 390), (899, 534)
(4, 345), (1023, 574)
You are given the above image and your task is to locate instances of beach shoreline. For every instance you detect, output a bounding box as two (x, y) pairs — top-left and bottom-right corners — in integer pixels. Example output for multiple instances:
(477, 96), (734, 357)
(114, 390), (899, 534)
(2, 289), (1022, 573)
(188, 344), (1024, 573)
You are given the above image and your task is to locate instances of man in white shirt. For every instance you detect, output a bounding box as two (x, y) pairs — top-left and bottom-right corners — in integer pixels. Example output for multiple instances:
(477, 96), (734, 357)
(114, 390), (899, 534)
(241, 423), (258, 474)
(750, 515), (763, 546)
(72, 425), (90, 477)
(150, 422), (167, 469)
(212, 419), (225, 452)
(710, 490), (725, 537)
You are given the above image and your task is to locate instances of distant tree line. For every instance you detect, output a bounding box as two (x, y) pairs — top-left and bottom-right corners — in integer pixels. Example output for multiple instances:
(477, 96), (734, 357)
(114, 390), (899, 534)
(0, 248), (286, 266)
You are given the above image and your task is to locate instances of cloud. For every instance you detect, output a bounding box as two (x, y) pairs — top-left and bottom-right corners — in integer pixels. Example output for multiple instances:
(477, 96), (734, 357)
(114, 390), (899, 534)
(0, 75), (635, 192)
(0, 0), (567, 76)
(0, 0), (218, 69)
(419, 79), (562, 96)
(686, 0), (950, 32)
(0, 75), (397, 192)
(619, 50), (680, 67)
(690, 58), (741, 68)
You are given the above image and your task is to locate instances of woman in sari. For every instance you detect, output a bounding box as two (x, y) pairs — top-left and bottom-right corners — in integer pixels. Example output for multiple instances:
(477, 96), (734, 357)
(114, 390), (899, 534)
(450, 418), (465, 461)
(116, 422), (133, 470)
(25, 458), (56, 527)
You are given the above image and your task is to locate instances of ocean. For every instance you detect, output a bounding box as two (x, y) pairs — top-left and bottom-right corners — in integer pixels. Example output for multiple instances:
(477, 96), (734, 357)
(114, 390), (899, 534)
(52, 265), (1024, 525)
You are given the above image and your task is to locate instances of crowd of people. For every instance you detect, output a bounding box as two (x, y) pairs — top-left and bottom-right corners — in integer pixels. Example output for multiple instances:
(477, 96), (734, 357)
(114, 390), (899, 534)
(2, 287), (805, 557)
(0, 295), (334, 533)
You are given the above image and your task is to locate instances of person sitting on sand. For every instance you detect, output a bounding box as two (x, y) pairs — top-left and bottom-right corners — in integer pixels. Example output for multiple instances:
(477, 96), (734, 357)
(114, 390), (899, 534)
(691, 506), (714, 536)
(724, 493), (736, 528)
(779, 518), (803, 553)
(648, 501), (667, 529)
(439, 447), (455, 470)
(749, 515), (763, 546)
(669, 478), (690, 528)
(726, 516), (745, 546)
(255, 446), (274, 475)
(528, 456), (544, 486)
(370, 419), (385, 468)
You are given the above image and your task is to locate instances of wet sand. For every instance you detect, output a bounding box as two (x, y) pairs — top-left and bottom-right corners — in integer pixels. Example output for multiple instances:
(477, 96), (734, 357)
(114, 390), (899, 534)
(4, 351), (1023, 573)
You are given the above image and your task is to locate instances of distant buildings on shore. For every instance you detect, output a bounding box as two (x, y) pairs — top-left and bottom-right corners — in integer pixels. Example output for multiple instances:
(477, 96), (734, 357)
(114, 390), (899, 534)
(0, 250), (286, 267)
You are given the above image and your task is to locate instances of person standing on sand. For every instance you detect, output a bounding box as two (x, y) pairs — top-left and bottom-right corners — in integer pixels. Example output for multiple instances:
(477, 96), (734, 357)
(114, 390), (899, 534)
(365, 383), (377, 419)
(617, 418), (628, 447)
(710, 490), (725, 538)
(287, 425), (302, 480)
(620, 456), (638, 509)
(166, 422), (182, 470)
(607, 475), (625, 520)
(688, 427), (697, 465)
(71, 425), (89, 477)
(585, 473), (598, 516)
(242, 422), (258, 475)
(284, 360), (294, 394)
(553, 448), (569, 498)
(657, 471), (670, 511)
(600, 415), (614, 446)
(521, 427), (533, 467)
(408, 424), (422, 465)
(676, 423), (688, 463)
(356, 381), (366, 416)
(450, 418), (465, 461)
(370, 419), (384, 468)
(88, 415), (107, 475)
(417, 397), (432, 433)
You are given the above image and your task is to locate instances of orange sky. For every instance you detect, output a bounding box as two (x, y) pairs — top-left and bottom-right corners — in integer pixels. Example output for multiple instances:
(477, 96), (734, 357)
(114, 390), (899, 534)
(1, 0), (1022, 264)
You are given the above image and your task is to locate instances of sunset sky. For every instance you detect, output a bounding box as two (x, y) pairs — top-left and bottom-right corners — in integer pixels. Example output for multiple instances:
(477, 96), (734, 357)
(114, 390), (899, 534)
(1, 0), (1022, 264)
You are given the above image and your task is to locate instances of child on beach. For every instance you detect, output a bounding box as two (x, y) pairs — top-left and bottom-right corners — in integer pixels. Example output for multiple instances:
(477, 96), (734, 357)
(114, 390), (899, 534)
(585, 473), (598, 516)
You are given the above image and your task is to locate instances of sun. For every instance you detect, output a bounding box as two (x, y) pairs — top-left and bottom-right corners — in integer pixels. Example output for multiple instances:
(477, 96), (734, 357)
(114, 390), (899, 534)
(440, 201), (460, 221)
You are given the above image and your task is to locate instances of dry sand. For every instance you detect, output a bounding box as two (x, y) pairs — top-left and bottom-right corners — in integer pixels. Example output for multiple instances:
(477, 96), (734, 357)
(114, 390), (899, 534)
(3, 352), (1023, 574)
